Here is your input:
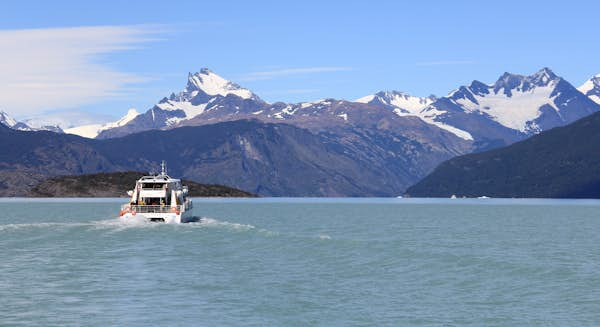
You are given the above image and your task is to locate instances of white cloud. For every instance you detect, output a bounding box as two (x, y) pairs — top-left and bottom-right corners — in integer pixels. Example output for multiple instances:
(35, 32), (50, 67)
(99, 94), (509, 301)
(0, 25), (159, 117)
(239, 67), (352, 81)
(416, 60), (475, 66)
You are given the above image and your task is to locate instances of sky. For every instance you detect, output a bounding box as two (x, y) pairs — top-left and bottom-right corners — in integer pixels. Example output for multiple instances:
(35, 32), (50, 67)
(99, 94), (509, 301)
(1, 0), (599, 123)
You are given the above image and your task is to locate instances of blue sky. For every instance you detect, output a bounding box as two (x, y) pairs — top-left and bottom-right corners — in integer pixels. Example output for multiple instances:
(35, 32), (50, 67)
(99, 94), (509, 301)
(1, 0), (599, 121)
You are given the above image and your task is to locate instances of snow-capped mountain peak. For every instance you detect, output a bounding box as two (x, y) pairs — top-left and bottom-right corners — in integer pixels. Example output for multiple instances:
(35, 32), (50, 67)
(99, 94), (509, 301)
(185, 68), (255, 100)
(0, 110), (44, 131)
(530, 67), (558, 85)
(491, 68), (560, 97)
(445, 68), (571, 133)
(578, 74), (600, 105)
(355, 91), (436, 114)
(0, 110), (18, 127)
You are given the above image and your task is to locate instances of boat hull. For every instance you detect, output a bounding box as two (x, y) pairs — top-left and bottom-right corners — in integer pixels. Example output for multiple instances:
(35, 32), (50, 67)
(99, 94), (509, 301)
(121, 210), (194, 224)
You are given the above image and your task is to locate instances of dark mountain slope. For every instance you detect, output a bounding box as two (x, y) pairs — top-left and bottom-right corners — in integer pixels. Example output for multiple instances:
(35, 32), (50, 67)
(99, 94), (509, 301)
(1, 119), (462, 196)
(406, 112), (600, 198)
(96, 119), (425, 196)
(0, 125), (121, 196)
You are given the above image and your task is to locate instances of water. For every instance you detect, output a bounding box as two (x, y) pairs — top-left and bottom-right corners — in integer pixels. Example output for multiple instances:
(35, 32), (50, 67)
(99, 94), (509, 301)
(1, 198), (600, 326)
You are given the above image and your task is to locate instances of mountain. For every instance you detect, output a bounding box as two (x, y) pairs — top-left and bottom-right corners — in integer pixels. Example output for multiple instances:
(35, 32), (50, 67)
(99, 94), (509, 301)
(89, 69), (472, 193)
(95, 68), (600, 149)
(96, 69), (456, 140)
(97, 119), (468, 196)
(0, 119), (468, 196)
(405, 111), (600, 198)
(65, 108), (140, 138)
(356, 68), (600, 151)
(0, 111), (19, 128)
(578, 74), (600, 105)
(27, 171), (256, 197)
(0, 122), (113, 196)
(0, 110), (64, 133)
(355, 91), (437, 116)
(96, 69), (266, 139)
(0, 110), (35, 131)
(5, 67), (600, 197)
(355, 91), (473, 140)
(8, 67), (597, 146)
(442, 68), (598, 134)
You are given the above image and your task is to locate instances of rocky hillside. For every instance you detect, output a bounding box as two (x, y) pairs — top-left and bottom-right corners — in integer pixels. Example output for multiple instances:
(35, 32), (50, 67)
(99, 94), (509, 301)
(27, 171), (255, 197)
(405, 112), (600, 198)
(0, 119), (466, 196)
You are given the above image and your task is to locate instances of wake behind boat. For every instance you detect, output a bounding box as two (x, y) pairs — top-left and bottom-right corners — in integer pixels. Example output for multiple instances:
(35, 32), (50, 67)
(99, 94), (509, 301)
(119, 161), (193, 223)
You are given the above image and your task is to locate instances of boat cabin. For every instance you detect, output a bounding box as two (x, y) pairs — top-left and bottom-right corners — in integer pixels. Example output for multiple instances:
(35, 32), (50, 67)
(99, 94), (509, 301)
(126, 162), (188, 208)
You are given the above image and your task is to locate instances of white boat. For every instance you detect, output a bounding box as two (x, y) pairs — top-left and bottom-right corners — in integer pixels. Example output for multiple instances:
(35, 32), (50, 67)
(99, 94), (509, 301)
(120, 161), (193, 223)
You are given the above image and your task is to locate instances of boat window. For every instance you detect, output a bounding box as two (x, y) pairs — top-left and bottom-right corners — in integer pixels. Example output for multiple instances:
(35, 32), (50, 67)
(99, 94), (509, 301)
(141, 183), (166, 189)
(141, 197), (166, 206)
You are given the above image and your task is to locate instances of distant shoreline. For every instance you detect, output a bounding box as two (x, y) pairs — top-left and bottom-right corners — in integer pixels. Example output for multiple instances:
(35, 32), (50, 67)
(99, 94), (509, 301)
(22, 171), (257, 198)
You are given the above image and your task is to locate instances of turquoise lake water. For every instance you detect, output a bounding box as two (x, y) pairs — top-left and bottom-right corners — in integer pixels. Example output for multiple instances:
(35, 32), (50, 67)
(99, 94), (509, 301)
(1, 198), (599, 326)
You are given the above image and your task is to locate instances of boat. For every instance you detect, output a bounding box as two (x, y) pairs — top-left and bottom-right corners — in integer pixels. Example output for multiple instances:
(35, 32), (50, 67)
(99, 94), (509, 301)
(119, 161), (193, 223)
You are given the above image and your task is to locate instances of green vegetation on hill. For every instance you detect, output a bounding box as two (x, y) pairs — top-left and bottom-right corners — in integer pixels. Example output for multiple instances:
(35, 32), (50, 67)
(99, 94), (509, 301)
(406, 112), (600, 198)
(27, 171), (256, 198)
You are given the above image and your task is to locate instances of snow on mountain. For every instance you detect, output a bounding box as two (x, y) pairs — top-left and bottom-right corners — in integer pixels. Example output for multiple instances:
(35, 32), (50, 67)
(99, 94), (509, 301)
(356, 91), (436, 114)
(95, 69), (268, 139)
(578, 74), (600, 105)
(0, 111), (18, 128)
(354, 91), (473, 139)
(65, 108), (140, 138)
(96, 67), (600, 146)
(419, 68), (600, 145)
(162, 68), (259, 108)
(354, 69), (596, 141)
(0, 110), (57, 131)
(152, 68), (263, 126)
(187, 68), (255, 99)
(447, 68), (562, 133)
(114, 108), (140, 126)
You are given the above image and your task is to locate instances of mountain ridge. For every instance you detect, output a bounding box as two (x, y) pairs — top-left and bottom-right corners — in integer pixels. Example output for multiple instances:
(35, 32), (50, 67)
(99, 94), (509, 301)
(89, 68), (600, 152)
(405, 111), (600, 198)
(5, 68), (600, 145)
(0, 119), (466, 196)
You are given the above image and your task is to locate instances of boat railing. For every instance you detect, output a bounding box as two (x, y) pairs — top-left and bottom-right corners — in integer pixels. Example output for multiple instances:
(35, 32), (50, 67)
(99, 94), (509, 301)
(121, 204), (183, 214)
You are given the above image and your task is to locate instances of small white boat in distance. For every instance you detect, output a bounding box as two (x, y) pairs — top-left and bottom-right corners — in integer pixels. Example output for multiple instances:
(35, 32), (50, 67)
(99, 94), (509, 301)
(120, 161), (193, 223)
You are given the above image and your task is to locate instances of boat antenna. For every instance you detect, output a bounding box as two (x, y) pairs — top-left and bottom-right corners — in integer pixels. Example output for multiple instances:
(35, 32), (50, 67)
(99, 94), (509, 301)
(161, 160), (167, 175)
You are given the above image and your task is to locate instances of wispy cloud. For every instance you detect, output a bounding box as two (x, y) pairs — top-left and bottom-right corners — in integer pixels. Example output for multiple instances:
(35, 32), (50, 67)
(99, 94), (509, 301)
(415, 60), (475, 67)
(0, 25), (161, 117)
(239, 67), (352, 81)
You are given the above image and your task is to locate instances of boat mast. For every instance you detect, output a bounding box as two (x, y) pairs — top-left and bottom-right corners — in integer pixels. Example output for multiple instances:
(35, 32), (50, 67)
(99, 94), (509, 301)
(161, 160), (167, 176)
